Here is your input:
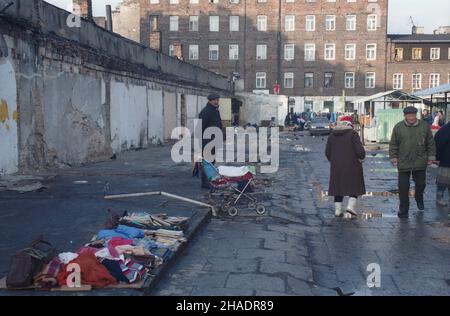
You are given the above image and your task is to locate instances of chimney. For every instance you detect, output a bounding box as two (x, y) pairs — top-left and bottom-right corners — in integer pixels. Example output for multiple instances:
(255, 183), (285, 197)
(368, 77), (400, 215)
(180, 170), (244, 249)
(173, 42), (184, 60)
(73, 0), (93, 21)
(412, 26), (424, 35)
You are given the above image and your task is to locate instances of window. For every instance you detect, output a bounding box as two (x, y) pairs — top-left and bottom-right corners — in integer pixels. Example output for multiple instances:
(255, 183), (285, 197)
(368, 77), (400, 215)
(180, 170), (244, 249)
(189, 16), (199, 31)
(285, 15), (295, 32)
(210, 0), (219, 3)
(189, 45), (199, 60)
(430, 74), (440, 88)
(229, 44), (239, 60)
(306, 15), (315, 31)
(412, 73), (422, 90)
(169, 16), (179, 31)
(325, 43), (335, 60)
(366, 44), (377, 60)
(324, 72), (334, 88)
(345, 72), (355, 89)
(209, 44), (219, 60)
(150, 0), (159, 4)
(448, 74), (450, 83)
(257, 0), (267, 2)
(286, 0), (294, 2)
(345, 44), (356, 60)
(284, 43), (295, 60)
(284, 72), (294, 89)
(256, 72), (266, 89)
(367, 14), (377, 31)
(149, 15), (158, 31)
(304, 73), (314, 88)
(449, 48), (450, 60)
(394, 48), (403, 61)
(169, 0), (179, 4)
(346, 15), (356, 31)
(304, 43), (315, 61)
(190, 0), (199, 3)
(393, 73), (403, 89)
(230, 16), (239, 31)
(257, 16), (267, 31)
(256, 44), (267, 60)
(168, 44), (174, 57)
(230, 0), (239, 3)
(412, 48), (422, 60)
(325, 15), (336, 31)
(365, 72), (376, 88)
(209, 16), (219, 32)
(430, 48), (440, 60)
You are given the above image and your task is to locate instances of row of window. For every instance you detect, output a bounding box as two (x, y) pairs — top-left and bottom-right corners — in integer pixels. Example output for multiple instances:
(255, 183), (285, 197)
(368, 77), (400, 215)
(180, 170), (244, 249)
(394, 47), (450, 61)
(169, 43), (379, 61)
(392, 73), (450, 90)
(165, 14), (378, 32)
(255, 72), (377, 89)
(150, 0), (378, 4)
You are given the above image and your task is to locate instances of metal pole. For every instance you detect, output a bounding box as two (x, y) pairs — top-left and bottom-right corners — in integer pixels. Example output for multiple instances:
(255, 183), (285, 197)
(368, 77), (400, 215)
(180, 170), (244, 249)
(106, 5), (113, 32)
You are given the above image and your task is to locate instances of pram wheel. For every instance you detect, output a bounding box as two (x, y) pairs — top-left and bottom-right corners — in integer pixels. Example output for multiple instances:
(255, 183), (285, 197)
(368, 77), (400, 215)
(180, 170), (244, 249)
(256, 204), (266, 215)
(227, 207), (238, 217)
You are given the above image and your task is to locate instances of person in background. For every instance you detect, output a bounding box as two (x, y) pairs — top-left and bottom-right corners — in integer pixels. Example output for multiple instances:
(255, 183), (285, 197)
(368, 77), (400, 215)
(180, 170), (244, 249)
(326, 117), (366, 218)
(422, 109), (433, 125)
(389, 106), (436, 218)
(434, 120), (450, 207)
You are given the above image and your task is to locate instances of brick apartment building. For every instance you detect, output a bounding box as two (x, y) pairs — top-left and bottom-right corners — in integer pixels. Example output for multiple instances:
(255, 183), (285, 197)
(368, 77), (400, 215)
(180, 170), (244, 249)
(387, 31), (450, 93)
(107, 0), (389, 113)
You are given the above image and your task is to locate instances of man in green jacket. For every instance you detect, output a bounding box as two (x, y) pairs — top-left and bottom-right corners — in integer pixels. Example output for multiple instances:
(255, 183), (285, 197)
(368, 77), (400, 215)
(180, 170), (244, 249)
(389, 106), (436, 218)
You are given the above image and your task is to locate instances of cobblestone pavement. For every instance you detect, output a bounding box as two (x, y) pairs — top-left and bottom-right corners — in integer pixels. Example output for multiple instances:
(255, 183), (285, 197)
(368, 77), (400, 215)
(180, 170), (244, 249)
(152, 131), (450, 296)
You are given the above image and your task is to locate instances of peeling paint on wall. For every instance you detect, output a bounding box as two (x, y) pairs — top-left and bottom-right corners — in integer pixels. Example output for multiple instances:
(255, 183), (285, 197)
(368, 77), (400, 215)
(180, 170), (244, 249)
(0, 58), (18, 174)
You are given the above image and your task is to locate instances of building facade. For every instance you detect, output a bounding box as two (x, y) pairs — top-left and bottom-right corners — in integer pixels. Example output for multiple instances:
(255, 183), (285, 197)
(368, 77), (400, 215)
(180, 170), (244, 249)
(110, 0), (388, 113)
(387, 33), (450, 93)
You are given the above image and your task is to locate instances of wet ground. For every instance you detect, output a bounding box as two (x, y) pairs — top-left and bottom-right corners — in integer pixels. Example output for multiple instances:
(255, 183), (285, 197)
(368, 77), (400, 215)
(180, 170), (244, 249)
(152, 131), (450, 296)
(1, 132), (450, 296)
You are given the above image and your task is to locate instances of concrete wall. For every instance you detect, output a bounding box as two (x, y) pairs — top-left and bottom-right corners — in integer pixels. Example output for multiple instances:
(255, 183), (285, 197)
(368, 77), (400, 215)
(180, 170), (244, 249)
(236, 93), (288, 127)
(0, 57), (18, 174)
(0, 0), (231, 174)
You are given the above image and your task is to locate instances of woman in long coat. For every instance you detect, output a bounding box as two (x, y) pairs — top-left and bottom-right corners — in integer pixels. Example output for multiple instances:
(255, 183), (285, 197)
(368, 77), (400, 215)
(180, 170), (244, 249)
(326, 118), (366, 217)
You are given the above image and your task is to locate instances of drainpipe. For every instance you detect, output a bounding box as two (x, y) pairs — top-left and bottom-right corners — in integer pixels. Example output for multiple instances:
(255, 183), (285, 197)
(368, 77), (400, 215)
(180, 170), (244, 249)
(106, 5), (113, 31)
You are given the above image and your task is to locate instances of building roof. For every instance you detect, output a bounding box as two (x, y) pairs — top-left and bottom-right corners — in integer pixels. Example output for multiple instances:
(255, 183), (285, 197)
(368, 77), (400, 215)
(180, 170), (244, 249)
(414, 83), (450, 97)
(388, 34), (450, 43)
(353, 90), (423, 104)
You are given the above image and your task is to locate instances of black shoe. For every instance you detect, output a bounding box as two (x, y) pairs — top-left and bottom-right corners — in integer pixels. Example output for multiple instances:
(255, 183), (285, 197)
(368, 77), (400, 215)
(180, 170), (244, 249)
(416, 201), (425, 211)
(397, 212), (409, 218)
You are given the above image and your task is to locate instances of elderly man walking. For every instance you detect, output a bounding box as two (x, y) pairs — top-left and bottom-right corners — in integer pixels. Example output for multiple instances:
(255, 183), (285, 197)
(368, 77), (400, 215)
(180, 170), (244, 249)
(389, 106), (436, 218)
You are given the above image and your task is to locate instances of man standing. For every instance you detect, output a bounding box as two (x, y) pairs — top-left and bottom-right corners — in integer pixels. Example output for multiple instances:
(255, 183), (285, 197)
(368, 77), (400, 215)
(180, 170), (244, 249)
(389, 106), (436, 218)
(421, 109), (433, 125)
(198, 93), (222, 189)
(435, 120), (450, 207)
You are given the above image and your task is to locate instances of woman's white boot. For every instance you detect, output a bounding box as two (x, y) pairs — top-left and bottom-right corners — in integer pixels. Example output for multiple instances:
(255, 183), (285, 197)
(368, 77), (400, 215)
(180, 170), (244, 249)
(346, 197), (358, 217)
(335, 202), (343, 217)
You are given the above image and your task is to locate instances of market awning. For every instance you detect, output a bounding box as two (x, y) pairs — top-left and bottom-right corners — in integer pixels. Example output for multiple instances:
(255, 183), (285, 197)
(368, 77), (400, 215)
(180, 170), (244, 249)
(353, 90), (423, 104)
(414, 83), (450, 97)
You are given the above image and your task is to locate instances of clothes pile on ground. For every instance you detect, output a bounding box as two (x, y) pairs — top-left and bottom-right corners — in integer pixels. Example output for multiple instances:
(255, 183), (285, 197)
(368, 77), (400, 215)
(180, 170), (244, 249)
(1, 211), (188, 291)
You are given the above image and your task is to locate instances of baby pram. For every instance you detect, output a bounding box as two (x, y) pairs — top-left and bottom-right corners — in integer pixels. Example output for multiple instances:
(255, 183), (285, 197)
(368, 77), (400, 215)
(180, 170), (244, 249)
(199, 159), (266, 217)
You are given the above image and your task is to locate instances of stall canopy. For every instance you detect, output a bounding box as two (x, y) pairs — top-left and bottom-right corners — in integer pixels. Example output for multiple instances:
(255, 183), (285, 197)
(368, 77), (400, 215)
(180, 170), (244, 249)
(414, 83), (450, 97)
(353, 90), (423, 106)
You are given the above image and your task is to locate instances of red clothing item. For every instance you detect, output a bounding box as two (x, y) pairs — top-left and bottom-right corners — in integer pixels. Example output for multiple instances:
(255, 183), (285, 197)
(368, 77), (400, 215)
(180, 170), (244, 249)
(57, 252), (117, 288)
(108, 237), (133, 257)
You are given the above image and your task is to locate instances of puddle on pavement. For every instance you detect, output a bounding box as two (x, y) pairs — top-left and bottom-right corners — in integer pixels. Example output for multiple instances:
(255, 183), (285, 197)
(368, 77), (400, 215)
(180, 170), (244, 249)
(369, 168), (398, 173)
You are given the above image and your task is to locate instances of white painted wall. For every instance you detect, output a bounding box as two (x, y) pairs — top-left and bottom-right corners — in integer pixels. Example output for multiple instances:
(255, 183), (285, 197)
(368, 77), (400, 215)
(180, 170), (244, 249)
(237, 92), (289, 126)
(163, 92), (177, 140)
(0, 58), (18, 174)
(147, 89), (164, 144)
(186, 94), (198, 134)
(110, 80), (148, 153)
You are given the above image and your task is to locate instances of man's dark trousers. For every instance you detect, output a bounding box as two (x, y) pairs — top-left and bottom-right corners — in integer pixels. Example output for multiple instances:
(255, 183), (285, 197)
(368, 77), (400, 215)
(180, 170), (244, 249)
(398, 170), (426, 214)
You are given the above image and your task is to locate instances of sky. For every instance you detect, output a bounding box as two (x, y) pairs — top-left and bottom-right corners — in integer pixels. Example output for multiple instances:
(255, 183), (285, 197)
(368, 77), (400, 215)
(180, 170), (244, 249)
(45, 0), (450, 34)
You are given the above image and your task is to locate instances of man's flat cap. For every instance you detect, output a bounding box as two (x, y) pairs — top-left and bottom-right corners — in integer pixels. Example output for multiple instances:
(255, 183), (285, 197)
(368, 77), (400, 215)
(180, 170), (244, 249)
(403, 106), (418, 114)
(207, 93), (220, 101)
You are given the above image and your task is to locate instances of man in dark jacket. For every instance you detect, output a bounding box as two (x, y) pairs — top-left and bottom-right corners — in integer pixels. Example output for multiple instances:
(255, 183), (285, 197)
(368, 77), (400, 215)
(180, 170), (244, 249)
(389, 106), (436, 218)
(435, 120), (450, 207)
(198, 93), (222, 188)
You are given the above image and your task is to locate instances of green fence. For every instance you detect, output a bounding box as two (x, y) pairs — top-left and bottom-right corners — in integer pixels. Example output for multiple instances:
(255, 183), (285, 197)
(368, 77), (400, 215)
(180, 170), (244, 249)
(376, 109), (404, 143)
